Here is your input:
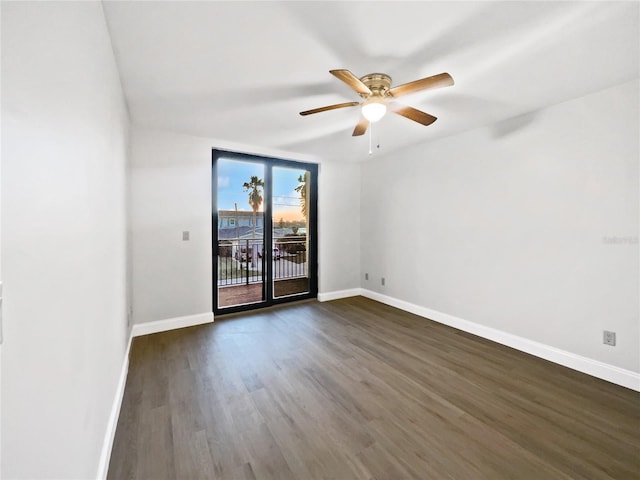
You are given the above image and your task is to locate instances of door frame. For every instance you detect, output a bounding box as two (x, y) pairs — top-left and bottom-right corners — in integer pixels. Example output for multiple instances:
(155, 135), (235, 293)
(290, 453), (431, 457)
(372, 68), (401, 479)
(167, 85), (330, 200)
(212, 149), (318, 315)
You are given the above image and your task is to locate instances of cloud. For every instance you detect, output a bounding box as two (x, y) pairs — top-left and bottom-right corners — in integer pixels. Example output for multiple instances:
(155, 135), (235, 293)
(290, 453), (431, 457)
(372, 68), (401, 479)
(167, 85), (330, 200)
(218, 176), (230, 188)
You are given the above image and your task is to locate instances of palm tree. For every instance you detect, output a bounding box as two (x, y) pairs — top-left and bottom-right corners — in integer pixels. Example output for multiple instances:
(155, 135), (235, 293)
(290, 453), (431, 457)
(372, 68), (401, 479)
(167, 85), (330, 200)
(294, 173), (309, 262)
(243, 176), (264, 214)
(294, 172), (309, 219)
(243, 176), (264, 265)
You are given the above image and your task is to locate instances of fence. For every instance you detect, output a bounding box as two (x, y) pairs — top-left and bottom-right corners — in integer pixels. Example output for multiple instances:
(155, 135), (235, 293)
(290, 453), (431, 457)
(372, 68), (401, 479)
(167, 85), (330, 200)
(217, 238), (307, 286)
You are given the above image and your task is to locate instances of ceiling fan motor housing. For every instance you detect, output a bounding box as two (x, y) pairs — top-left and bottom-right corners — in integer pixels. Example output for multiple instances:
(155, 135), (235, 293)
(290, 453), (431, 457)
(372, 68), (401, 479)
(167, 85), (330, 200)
(360, 73), (392, 98)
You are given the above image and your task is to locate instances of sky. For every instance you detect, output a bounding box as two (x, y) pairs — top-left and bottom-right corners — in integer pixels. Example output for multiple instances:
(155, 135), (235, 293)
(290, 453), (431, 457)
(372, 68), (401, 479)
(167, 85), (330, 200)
(217, 158), (307, 222)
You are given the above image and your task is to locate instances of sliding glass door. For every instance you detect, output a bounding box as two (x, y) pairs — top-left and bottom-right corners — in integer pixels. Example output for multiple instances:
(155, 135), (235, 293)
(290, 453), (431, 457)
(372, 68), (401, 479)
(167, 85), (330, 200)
(212, 150), (317, 314)
(215, 158), (266, 309)
(272, 166), (312, 299)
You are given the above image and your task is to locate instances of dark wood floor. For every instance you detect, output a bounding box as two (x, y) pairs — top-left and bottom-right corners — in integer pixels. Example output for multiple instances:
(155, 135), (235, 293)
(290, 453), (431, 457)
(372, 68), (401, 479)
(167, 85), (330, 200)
(218, 278), (309, 307)
(108, 297), (640, 480)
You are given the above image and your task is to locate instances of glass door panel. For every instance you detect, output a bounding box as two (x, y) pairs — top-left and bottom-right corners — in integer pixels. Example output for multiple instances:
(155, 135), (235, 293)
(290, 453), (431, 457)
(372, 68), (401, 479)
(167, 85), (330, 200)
(213, 150), (317, 315)
(216, 158), (265, 309)
(272, 167), (310, 298)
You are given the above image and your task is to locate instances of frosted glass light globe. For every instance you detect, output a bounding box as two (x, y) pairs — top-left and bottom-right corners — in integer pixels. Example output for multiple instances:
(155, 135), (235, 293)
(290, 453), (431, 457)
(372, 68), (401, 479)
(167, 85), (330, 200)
(361, 99), (387, 122)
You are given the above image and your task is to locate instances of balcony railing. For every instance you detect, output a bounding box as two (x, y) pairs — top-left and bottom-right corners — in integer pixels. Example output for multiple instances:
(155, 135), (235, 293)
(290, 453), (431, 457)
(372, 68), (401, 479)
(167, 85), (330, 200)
(217, 238), (307, 286)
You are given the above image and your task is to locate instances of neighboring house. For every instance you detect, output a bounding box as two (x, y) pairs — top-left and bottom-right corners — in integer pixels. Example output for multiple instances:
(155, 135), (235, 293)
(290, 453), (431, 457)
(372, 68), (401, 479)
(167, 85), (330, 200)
(217, 212), (305, 261)
(218, 210), (301, 240)
(218, 210), (264, 229)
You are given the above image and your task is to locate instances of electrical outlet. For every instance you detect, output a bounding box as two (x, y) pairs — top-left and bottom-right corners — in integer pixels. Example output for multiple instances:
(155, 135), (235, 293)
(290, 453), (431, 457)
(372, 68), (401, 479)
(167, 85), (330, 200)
(603, 330), (616, 346)
(182, 231), (190, 241)
(381, 277), (385, 286)
(365, 273), (369, 280)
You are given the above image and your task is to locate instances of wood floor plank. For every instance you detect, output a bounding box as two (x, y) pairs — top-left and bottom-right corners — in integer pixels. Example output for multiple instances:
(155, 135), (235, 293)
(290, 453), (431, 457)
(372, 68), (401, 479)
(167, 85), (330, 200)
(108, 297), (640, 479)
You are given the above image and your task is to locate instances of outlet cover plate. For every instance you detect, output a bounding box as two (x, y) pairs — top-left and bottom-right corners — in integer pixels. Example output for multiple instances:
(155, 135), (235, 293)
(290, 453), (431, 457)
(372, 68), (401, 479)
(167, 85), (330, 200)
(603, 330), (616, 346)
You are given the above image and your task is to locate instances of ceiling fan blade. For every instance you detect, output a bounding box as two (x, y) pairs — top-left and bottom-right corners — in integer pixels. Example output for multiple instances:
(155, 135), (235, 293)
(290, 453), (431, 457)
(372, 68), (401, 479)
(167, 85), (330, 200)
(299, 101), (360, 116)
(389, 103), (437, 126)
(352, 116), (369, 136)
(330, 69), (372, 96)
(388, 72), (454, 98)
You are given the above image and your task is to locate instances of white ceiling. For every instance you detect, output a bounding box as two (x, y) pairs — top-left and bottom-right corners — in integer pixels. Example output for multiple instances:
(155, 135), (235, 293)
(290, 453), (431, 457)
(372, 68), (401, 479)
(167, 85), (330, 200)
(103, 1), (639, 163)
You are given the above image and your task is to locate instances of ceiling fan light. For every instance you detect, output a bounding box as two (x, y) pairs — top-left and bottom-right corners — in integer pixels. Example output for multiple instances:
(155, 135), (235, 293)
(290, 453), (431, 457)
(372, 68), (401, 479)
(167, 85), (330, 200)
(361, 99), (387, 122)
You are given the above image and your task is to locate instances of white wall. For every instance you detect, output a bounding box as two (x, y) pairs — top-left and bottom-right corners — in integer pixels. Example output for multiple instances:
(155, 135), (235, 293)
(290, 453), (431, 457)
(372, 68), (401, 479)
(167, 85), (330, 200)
(129, 127), (361, 325)
(361, 80), (639, 373)
(1, 2), (130, 478)
(129, 128), (213, 324)
(318, 161), (361, 294)
(0, 4), (3, 475)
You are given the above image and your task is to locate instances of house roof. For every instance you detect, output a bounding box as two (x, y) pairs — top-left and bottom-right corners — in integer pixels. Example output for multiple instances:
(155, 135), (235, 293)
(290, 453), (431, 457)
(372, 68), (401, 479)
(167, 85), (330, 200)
(218, 226), (264, 240)
(219, 210), (262, 217)
(218, 227), (298, 240)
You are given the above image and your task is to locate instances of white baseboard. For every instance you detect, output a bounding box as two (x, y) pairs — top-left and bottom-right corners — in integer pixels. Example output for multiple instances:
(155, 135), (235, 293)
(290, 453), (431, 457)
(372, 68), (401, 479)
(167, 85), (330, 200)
(131, 312), (214, 337)
(96, 333), (132, 480)
(95, 294), (638, 478)
(96, 311), (214, 478)
(318, 288), (363, 302)
(359, 289), (640, 392)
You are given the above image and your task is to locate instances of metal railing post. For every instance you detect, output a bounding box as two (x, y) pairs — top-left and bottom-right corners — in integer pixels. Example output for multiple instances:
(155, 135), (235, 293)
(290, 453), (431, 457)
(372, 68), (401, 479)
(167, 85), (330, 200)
(246, 239), (250, 285)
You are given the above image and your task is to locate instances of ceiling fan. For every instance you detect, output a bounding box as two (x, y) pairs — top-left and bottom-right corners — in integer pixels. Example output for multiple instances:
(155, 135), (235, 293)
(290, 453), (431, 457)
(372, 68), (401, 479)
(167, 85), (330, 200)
(300, 70), (454, 136)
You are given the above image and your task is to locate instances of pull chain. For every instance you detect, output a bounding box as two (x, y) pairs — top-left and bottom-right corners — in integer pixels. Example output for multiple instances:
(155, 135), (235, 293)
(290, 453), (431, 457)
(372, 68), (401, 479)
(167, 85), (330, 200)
(369, 122), (373, 155)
